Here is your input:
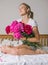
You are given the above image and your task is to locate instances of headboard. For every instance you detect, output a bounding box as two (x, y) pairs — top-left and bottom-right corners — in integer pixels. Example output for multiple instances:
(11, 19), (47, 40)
(40, 34), (48, 46)
(0, 34), (48, 46)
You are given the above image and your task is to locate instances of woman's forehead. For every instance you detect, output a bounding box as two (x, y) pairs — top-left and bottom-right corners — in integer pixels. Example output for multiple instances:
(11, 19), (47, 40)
(19, 4), (26, 9)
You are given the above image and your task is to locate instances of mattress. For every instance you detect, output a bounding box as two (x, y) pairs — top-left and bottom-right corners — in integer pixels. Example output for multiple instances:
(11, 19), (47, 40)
(0, 52), (48, 65)
(0, 39), (48, 65)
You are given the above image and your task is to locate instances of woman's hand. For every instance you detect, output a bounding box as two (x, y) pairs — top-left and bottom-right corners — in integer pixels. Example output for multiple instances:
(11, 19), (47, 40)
(9, 32), (13, 35)
(20, 37), (26, 41)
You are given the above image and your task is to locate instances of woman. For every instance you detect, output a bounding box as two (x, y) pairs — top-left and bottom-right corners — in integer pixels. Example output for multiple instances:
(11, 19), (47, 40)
(0, 3), (47, 55)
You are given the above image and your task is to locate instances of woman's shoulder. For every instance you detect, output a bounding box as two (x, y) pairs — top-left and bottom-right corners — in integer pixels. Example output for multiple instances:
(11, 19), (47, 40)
(28, 18), (38, 27)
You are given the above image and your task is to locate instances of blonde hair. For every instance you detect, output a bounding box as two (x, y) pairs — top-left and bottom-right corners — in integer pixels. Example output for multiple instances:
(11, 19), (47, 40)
(20, 3), (33, 19)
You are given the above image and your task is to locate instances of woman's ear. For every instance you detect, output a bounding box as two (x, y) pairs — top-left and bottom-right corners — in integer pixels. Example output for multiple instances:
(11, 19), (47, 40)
(27, 8), (30, 12)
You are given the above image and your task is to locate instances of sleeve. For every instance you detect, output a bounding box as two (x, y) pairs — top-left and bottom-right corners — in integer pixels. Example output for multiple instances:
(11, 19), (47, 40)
(29, 19), (38, 27)
(32, 20), (38, 27)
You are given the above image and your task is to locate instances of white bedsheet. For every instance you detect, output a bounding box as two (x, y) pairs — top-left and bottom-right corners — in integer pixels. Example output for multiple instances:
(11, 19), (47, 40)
(0, 52), (48, 65)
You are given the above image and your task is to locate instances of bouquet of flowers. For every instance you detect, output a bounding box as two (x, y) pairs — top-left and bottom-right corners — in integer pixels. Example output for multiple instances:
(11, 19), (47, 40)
(5, 20), (41, 48)
(21, 23), (41, 49)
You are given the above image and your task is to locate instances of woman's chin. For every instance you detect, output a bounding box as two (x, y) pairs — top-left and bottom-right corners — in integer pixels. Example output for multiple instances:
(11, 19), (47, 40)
(20, 13), (26, 16)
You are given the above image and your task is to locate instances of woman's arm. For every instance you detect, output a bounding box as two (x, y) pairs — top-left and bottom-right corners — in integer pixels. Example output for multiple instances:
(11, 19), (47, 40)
(27, 26), (40, 42)
(21, 26), (40, 43)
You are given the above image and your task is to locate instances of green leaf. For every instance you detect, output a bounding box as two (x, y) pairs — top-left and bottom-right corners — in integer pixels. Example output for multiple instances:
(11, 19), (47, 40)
(23, 40), (42, 48)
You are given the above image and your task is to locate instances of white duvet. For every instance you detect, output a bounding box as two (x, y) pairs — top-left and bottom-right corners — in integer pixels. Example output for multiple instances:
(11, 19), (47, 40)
(0, 39), (48, 65)
(0, 52), (48, 65)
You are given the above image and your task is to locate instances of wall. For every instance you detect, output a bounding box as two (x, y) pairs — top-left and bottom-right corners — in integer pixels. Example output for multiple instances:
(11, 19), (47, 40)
(0, 0), (48, 34)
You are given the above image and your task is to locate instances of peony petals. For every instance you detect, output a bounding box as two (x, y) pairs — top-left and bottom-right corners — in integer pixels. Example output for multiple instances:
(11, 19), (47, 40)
(23, 24), (32, 35)
(10, 20), (18, 32)
(13, 32), (22, 39)
(5, 25), (10, 34)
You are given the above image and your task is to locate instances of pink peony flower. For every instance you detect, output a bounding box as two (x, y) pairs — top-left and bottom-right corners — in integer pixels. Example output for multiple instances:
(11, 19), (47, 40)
(13, 32), (22, 39)
(14, 22), (24, 33)
(10, 20), (18, 32)
(5, 25), (10, 34)
(13, 24), (20, 33)
(24, 24), (32, 35)
(19, 22), (24, 32)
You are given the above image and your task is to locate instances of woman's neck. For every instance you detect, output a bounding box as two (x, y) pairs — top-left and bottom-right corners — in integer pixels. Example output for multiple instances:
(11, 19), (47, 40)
(22, 14), (29, 24)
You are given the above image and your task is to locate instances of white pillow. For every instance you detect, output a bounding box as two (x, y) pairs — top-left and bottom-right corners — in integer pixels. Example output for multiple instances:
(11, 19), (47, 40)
(42, 46), (48, 52)
(1, 39), (23, 47)
(19, 40), (23, 45)
(11, 40), (23, 46)
(1, 39), (12, 46)
(11, 40), (19, 46)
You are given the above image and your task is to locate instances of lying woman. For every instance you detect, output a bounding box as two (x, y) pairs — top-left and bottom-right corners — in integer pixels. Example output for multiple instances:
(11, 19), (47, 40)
(0, 3), (47, 55)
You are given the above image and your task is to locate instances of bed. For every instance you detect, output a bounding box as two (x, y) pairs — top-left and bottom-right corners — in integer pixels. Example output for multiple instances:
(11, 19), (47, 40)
(0, 34), (48, 65)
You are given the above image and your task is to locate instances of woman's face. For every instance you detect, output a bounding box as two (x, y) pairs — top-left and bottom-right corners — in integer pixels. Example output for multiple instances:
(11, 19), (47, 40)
(19, 4), (28, 16)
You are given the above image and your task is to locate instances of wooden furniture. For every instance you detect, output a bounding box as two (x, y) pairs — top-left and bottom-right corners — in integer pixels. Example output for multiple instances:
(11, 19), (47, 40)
(40, 34), (48, 46)
(0, 34), (48, 46)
